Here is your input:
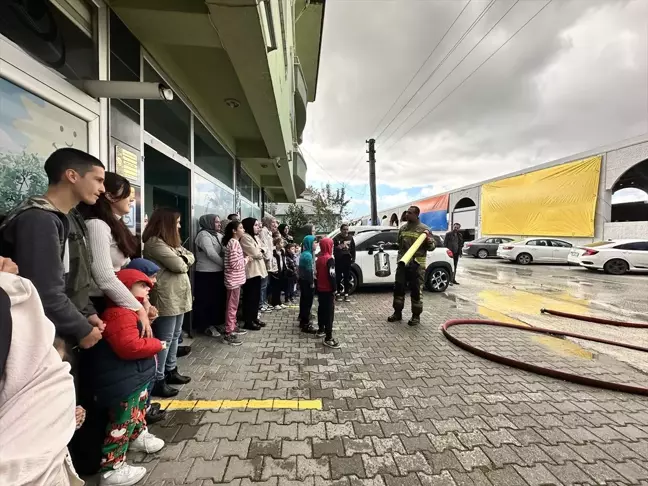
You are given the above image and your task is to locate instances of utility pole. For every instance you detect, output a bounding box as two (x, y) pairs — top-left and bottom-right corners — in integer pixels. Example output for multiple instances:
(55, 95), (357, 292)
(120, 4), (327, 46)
(367, 138), (378, 226)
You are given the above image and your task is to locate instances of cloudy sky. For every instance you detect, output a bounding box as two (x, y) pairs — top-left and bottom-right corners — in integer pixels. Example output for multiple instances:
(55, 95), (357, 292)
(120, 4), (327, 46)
(301, 0), (648, 217)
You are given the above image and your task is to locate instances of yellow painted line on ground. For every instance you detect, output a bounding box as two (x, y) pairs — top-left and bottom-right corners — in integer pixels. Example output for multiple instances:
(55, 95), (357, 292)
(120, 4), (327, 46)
(153, 398), (322, 411)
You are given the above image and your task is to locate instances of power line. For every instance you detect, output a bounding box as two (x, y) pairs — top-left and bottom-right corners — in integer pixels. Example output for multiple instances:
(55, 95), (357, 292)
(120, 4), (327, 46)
(380, 0), (517, 150)
(383, 0), (553, 154)
(300, 146), (368, 197)
(375, 0), (496, 142)
(370, 0), (472, 139)
(340, 0), (473, 181)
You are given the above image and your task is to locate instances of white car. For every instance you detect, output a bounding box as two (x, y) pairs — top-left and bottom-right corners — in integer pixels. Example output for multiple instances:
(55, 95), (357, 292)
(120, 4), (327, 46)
(568, 239), (648, 275)
(342, 229), (454, 294)
(497, 238), (573, 265)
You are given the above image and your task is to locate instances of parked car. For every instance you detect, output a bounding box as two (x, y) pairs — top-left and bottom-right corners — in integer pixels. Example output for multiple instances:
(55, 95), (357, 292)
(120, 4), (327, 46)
(345, 229), (453, 294)
(497, 238), (573, 265)
(568, 239), (648, 275)
(464, 237), (514, 259)
(327, 225), (388, 240)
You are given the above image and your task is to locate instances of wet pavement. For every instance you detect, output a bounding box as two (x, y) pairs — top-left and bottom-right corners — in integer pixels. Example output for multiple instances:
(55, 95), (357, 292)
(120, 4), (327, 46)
(116, 258), (648, 485)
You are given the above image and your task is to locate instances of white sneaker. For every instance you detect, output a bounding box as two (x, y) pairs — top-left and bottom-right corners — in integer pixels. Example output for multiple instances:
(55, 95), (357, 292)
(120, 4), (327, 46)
(129, 428), (165, 453)
(100, 463), (146, 486)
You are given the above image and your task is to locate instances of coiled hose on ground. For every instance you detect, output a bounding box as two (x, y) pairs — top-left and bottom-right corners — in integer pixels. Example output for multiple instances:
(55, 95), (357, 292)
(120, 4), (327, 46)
(441, 308), (648, 396)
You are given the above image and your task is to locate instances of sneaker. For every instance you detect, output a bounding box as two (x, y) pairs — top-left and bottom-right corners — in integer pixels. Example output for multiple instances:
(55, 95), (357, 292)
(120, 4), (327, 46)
(176, 345), (191, 358)
(100, 463), (147, 486)
(232, 326), (248, 335)
(323, 338), (341, 349)
(224, 334), (243, 346)
(316, 330), (326, 338)
(408, 316), (421, 327)
(387, 313), (402, 323)
(204, 326), (220, 337)
(452, 280), (460, 285)
(130, 428), (165, 453)
(344, 294), (351, 302)
(261, 305), (272, 313)
(301, 325), (317, 334)
(279, 304), (287, 310)
(145, 406), (166, 425)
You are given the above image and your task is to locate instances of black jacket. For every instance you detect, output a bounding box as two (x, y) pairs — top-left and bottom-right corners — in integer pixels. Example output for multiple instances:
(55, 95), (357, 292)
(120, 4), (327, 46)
(444, 231), (464, 256)
(333, 234), (356, 261)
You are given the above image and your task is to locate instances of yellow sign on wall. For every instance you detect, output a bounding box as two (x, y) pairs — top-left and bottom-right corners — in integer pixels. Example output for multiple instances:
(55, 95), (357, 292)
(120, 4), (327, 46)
(115, 145), (139, 183)
(481, 156), (602, 237)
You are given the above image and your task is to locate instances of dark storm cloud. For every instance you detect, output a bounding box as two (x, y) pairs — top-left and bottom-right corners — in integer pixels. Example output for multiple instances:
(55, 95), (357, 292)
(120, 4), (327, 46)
(303, 0), (648, 190)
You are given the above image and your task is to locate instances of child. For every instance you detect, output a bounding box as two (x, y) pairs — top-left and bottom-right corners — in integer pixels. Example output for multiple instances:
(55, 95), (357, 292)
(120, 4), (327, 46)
(223, 221), (249, 346)
(94, 269), (166, 485)
(315, 238), (341, 348)
(124, 258), (166, 425)
(298, 235), (317, 333)
(270, 235), (286, 309)
(284, 243), (298, 304)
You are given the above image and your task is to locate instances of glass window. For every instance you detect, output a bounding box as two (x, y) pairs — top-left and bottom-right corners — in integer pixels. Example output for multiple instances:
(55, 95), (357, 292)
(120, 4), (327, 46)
(194, 119), (233, 189)
(527, 240), (548, 246)
(550, 240), (572, 248)
(110, 11), (140, 116)
(238, 169), (253, 201)
(240, 198), (254, 219)
(0, 1), (98, 82)
(193, 172), (234, 233)
(0, 78), (88, 214)
(615, 242), (648, 251)
(143, 61), (190, 158)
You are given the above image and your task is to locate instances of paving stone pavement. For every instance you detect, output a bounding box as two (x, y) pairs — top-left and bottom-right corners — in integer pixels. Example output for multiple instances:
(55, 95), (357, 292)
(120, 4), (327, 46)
(130, 290), (648, 486)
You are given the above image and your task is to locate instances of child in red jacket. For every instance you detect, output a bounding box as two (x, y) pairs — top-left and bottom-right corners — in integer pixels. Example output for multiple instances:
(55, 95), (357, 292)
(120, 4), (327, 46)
(315, 238), (341, 349)
(94, 269), (166, 486)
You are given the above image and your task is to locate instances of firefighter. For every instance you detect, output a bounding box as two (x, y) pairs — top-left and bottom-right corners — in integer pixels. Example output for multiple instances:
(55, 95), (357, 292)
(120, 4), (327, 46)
(388, 205), (434, 326)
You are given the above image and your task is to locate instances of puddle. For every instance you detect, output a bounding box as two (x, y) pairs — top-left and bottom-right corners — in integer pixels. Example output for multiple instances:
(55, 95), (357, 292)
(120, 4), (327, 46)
(531, 335), (593, 359)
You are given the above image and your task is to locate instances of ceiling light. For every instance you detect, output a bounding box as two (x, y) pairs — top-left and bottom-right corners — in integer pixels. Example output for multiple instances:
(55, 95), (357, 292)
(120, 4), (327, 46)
(225, 98), (240, 108)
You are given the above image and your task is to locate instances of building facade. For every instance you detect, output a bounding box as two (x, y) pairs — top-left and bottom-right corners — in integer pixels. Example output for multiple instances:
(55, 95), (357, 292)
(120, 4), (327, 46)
(0, 0), (324, 243)
(364, 134), (648, 245)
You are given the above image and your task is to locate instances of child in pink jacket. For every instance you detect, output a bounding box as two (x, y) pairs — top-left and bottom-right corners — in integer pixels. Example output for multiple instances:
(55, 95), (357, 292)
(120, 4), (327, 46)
(222, 221), (249, 345)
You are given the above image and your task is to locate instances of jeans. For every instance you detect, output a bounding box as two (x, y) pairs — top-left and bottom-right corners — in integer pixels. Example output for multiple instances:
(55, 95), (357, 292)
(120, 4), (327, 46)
(298, 279), (314, 325)
(225, 287), (241, 334)
(153, 314), (184, 381)
(259, 276), (269, 309)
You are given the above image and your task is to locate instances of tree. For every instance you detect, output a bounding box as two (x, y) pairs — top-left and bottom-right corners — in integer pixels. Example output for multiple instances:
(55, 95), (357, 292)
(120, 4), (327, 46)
(283, 203), (308, 229)
(310, 183), (351, 233)
(0, 151), (48, 214)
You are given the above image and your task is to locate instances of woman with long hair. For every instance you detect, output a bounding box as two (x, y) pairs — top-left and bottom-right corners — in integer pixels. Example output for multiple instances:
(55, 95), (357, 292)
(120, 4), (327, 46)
(193, 214), (226, 337)
(142, 208), (195, 398)
(221, 220), (249, 345)
(389, 213), (399, 227)
(239, 217), (268, 331)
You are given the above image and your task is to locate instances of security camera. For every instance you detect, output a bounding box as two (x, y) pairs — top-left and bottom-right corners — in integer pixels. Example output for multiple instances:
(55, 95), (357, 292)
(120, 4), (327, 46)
(79, 81), (174, 101)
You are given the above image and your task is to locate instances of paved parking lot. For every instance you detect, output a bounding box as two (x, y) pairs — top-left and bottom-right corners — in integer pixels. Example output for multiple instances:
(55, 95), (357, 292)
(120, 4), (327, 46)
(131, 258), (648, 485)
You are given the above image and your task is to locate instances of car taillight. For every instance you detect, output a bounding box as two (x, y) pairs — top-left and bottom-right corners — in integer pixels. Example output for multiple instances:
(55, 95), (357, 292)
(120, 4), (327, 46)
(502, 246), (514, 250)
(583, 249), (599, 256)
(465, 243), (472, 247)
(446, 249), (454, 258)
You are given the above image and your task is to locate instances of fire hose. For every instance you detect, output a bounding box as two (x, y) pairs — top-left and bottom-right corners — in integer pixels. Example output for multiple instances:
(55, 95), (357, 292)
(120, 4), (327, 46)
(441, 308), (648, 396)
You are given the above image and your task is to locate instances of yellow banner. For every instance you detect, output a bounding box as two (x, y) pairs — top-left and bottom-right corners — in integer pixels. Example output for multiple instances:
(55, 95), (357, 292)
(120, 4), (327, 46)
(481, 156), (602, 237)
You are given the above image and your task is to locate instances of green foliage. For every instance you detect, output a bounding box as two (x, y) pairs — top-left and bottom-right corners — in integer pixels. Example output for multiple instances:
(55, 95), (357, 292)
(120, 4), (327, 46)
(310, 183), (351, 233)
(0, 151), (47, 213)
(284, 203), (308, 229)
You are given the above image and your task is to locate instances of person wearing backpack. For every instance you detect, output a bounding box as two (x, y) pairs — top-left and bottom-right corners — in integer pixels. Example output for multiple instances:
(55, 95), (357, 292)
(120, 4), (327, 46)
(193, 214), (226, 337)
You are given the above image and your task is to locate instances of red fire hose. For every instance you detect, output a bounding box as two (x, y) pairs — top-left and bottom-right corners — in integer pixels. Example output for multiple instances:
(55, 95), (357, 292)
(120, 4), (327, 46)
(441, 308), (648, 396)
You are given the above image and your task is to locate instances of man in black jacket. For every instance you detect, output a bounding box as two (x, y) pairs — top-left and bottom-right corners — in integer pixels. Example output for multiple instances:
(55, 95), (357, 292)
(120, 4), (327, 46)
(444, 223), (464, 285)
(333, 224), (356, 302)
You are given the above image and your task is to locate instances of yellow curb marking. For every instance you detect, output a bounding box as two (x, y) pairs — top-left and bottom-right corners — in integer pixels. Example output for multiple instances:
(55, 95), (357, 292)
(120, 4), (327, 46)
(153, 398), (322, 411)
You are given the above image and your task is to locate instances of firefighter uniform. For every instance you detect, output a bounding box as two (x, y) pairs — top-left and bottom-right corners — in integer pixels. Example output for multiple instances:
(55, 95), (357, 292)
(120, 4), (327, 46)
(391, 221), (434, 322)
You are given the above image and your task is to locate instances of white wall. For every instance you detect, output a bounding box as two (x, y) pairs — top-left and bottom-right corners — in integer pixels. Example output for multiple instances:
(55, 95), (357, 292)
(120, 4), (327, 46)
(604, 221), (648, 240)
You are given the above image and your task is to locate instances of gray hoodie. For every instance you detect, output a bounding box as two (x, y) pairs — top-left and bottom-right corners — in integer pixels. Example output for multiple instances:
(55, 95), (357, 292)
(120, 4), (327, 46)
(0, 197), (94, 342)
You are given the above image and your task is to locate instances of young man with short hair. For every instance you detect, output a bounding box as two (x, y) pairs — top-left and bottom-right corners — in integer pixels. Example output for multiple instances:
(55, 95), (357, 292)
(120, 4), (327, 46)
(0, 147), (106, 348)
(333, 224), (355, 302)
(444, 222), (464, 285)
(388, 206), (434, 326)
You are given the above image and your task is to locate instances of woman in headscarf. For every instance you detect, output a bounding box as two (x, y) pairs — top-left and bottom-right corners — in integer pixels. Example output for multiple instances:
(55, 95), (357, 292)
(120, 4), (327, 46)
(278, 223), (293, 246)
(193, 214), (226, 337)
(298, 235), (317, 333)
(239, 217), (268, 331)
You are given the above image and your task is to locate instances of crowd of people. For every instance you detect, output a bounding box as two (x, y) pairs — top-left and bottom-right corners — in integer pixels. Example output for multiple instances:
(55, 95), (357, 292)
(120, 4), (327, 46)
(0, 148), (347, 486)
